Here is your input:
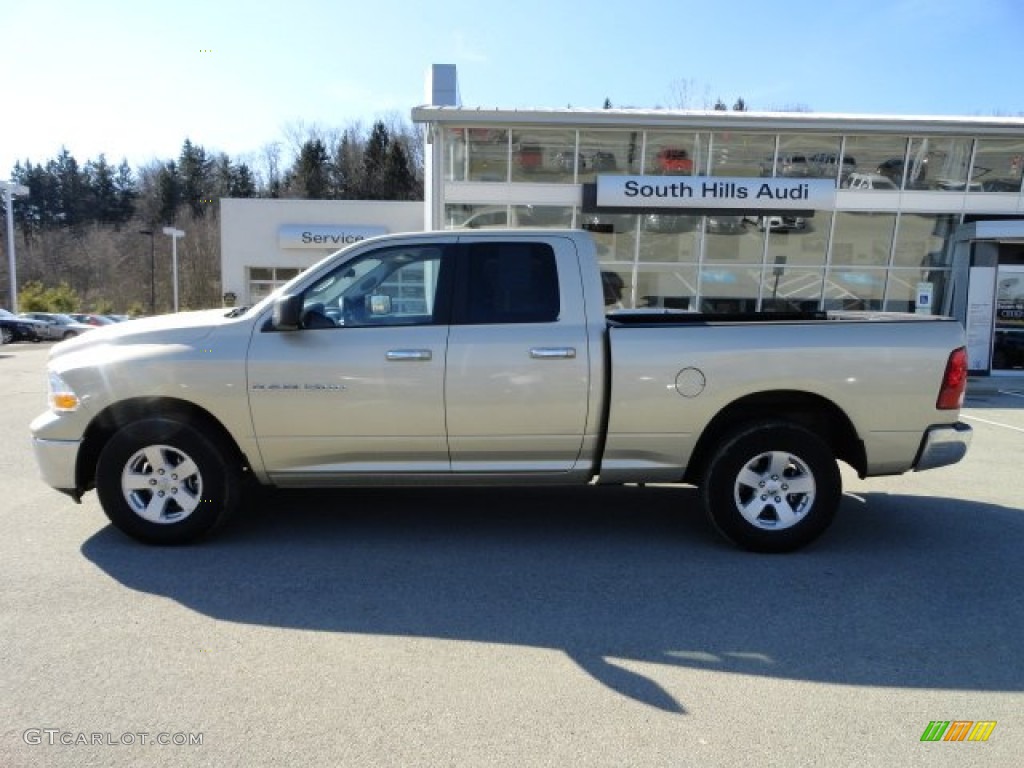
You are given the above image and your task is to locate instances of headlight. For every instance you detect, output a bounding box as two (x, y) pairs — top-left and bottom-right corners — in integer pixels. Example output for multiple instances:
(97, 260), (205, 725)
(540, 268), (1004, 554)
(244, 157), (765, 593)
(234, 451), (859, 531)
(47, 371), (80, 412)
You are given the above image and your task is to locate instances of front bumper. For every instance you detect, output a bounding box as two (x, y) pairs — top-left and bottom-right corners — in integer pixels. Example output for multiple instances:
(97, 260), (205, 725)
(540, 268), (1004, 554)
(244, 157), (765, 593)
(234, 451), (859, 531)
(31, 436), (82, 499)
(913, 422), (972, 471)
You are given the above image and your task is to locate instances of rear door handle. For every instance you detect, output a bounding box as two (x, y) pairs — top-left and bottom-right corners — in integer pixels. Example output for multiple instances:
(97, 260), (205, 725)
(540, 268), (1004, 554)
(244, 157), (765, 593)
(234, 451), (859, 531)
(529, 347), (576, 359)
(386, 349), (432, 361)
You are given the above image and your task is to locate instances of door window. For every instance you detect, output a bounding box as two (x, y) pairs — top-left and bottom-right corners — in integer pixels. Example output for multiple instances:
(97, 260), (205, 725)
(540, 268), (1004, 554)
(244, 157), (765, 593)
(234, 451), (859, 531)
(455, 242), (560, 324)
(300, 246), (449, 328)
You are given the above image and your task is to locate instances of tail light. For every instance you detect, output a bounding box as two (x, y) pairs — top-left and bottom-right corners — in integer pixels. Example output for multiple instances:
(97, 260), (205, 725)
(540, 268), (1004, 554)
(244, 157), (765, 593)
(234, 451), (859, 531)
(936, 347), (968, 410)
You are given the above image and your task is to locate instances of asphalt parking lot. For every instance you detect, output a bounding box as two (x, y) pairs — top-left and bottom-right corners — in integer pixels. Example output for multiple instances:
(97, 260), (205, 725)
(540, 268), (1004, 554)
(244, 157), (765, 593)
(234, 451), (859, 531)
(1, 340), (1022, 767)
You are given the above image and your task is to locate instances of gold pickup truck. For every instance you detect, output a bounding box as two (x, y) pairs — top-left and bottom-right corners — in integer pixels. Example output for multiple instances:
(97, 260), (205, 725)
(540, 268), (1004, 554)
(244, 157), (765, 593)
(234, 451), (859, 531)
(30, 230), (971, 552)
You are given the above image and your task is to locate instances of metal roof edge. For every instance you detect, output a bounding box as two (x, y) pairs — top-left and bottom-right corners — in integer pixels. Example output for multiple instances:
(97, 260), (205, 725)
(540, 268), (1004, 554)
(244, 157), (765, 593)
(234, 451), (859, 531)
(411, 105), (1024, 135)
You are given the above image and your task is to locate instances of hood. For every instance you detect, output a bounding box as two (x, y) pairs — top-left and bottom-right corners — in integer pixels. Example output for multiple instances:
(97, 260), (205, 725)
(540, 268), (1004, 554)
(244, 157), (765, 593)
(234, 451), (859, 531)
(49, 308), (237, 359)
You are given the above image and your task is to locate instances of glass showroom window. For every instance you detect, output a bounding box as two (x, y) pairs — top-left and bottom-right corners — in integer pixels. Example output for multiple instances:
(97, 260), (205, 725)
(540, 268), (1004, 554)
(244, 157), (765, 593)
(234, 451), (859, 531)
(775, 134), (842, 181)
(635, 264), (698, 310)
(884, 269), (949, 314)
(891, 213), (957, 268)
(644, 131), (704, 175)
(705, 214), (763, 265)
(445, 204), (513, 229)
(699, 265), (761, 313)
(511, 205), (573, 228)
(509, 129), (577, 183)
(760, 267), (825, 313)
(822, 268), (886, 310)
(830, 212), (897, 268)
(840, 135), (909, 190)
(708, 132), (776, 178)
(248, 267), (300, 304)
(969, 137), (1024, 193)
(584, 212), (638, 266)
(905, 136), (974, 190)
(638, 212), (700, 263)
(577, 130), (640, 183)
(443, 126), (510, 182)
(635, 212), (699, 308)
(765, 211), (832, 269)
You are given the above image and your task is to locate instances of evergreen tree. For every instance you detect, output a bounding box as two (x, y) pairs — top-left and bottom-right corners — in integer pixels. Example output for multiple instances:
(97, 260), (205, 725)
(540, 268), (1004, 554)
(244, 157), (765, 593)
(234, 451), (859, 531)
(332, 130), (364, 199)
(113, 160), (137, 224)
(85, 154), (119, 225)
(288, 138), (331, 199)
(179, 139), (213, 217)
(383, 141), (417, 201)
(156, 161), (182, 225)
(361, 121), (390, 200)
(52, 148), (88, 230)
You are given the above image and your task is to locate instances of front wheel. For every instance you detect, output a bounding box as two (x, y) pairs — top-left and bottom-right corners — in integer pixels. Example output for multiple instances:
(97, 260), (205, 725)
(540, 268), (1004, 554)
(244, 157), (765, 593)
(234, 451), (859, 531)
(96, 418), (240, 544)
(0, 326), (11, 344)
(701, 421), (841, 553)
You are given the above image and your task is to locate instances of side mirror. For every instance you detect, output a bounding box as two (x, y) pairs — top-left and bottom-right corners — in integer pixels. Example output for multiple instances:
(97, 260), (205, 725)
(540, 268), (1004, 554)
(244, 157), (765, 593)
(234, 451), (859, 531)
(272, 294), (303, 331)
(367, 294), (392, 316)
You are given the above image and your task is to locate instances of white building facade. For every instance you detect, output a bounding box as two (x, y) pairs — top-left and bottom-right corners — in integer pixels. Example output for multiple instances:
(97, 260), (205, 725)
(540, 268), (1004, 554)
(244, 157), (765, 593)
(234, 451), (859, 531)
(219, 198), (422, 307)
(411, 67), (1024, 374)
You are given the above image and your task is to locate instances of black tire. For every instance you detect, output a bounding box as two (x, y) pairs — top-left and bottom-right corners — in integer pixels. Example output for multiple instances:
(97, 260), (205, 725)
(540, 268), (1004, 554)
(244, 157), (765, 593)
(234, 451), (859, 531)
(96, 417), (240, 544)
(0, 326), (11, 344)
(700, 421), (841, 553)
(62, 331), (75, 340)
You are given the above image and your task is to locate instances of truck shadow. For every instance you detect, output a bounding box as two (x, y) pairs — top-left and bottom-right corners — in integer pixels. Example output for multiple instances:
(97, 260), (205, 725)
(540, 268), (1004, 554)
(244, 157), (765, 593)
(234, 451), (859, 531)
(81, 486), (1024, 714)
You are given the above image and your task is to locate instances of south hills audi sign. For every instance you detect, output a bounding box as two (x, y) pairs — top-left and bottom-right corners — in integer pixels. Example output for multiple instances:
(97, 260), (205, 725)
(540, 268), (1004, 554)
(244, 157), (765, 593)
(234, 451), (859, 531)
(593, 176), (837, 212)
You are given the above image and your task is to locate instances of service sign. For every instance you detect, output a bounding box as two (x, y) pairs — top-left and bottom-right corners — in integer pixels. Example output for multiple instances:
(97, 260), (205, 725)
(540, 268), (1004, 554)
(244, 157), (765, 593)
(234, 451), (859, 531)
(279, 225), (388, 249)
(595, 176), (837, 211)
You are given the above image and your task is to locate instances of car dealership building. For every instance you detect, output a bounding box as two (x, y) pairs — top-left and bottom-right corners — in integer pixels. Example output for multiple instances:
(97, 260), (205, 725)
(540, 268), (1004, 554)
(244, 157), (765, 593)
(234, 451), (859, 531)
(221, 65), (1024, 374)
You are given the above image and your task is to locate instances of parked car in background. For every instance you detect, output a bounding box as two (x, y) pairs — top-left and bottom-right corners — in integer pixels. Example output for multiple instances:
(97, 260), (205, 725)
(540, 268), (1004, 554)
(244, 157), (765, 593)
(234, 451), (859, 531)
(982, 178), (1023, 192)
(759, 154), (810, 178)
(590, 151), (618, 171)
(845, 172), (899, 191)
(654, 148), (694, 174)
(745, 215), (807, 232)
(808, 152), (857, 182)
(554, 151), (586, 173)
(18, 312), (94, 340)
(706, 215), (746, 234)
(0, 308), (46, 343)
(69, 313), (117, 327)
(643, 212), (699, 233)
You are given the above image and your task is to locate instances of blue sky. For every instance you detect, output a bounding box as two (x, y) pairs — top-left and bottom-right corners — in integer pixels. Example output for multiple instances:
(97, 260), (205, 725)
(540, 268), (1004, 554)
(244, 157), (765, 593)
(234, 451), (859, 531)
(2, 0), (1022, 177)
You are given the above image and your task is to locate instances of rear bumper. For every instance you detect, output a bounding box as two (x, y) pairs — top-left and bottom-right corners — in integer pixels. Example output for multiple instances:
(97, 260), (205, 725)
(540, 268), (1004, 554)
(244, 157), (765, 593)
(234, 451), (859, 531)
(913, 422), (972, 471)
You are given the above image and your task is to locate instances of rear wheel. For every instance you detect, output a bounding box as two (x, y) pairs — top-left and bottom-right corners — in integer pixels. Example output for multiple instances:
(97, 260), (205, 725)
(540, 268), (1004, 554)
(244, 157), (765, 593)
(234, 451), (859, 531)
(701, 421), (841, 553)
(96, 417), (240, 544)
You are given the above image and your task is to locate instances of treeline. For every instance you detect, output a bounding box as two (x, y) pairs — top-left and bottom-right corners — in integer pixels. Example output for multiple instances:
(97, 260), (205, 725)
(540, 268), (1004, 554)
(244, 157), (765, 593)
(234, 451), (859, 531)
(1, 118), (423, 314)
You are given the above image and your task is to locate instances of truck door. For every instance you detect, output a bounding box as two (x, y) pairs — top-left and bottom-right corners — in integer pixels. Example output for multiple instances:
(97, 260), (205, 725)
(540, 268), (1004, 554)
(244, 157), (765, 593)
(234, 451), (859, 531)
(445, 238), (592, 473)
(247, 242), (455, 482)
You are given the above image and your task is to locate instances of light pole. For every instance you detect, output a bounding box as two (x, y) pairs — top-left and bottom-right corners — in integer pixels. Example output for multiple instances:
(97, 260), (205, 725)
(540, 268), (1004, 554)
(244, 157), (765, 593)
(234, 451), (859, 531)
(138, 229), (155, 314)
(162, 227), (185, 312)
(3, 180), (30, 312)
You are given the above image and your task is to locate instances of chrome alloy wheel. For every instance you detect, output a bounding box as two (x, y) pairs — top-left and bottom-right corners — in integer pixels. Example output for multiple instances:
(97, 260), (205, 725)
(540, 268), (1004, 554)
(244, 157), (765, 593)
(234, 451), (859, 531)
(733, 450), (817, 531)
(120, 444), (204, 524)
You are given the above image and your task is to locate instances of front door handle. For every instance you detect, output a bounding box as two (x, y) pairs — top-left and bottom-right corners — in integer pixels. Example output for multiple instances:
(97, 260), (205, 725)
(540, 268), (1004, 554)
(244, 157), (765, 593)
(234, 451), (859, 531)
(529, 347), (576, 359)
(386, 349), (433, 361)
